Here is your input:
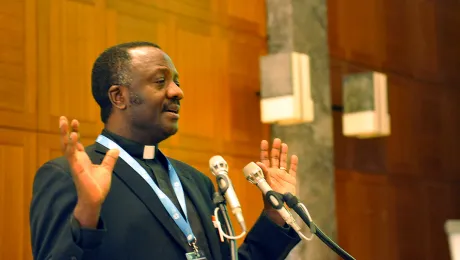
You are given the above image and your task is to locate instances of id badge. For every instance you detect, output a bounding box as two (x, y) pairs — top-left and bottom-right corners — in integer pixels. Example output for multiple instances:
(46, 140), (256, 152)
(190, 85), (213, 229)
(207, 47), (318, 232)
(185, 250), (207, 260)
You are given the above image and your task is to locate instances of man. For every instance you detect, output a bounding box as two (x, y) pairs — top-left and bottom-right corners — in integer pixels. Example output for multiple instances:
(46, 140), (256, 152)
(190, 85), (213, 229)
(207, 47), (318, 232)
(30, 41), (301, 260)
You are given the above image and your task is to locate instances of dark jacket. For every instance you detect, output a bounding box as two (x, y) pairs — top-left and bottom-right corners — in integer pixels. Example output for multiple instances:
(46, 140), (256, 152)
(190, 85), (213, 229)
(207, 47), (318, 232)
(30, 142), (300, 260)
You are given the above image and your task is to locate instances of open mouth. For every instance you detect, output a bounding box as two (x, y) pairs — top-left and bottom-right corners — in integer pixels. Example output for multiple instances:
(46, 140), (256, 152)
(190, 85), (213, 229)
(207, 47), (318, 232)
(164, 105), (180, 114)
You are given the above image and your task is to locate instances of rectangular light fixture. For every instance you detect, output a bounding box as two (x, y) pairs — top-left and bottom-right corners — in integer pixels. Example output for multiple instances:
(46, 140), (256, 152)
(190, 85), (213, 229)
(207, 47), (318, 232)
(259, 52), (314, 125)
(342, 71), (391, 138)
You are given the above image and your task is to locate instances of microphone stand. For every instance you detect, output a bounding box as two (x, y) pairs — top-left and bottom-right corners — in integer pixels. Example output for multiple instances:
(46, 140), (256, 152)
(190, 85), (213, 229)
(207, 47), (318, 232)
(264, 191), (355, 260)
(213, 191), (238, 260)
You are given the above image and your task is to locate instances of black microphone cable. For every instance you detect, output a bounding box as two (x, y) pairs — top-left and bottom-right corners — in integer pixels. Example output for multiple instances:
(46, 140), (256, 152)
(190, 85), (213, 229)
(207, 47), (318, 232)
(264, 191), (355, 260)
(283, 192), (355, 260)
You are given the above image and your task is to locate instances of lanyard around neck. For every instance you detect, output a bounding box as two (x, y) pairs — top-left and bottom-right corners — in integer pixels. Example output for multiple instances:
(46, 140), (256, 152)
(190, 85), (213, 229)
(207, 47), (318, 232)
(96, 135), (196, 244)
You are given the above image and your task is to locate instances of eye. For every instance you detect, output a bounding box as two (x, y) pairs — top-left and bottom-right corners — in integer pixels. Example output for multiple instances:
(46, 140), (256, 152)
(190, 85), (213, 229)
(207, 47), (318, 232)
(155, 78), (165, 85)
(174, 81), (180, 87)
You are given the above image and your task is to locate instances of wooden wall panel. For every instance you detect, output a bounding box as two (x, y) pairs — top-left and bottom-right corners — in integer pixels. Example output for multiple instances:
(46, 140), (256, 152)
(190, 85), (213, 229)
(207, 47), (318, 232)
(435, 4), (460, 83)
(332, 63), (460, 260)
(335, 170), (394, 260)
(329, 0), (460, 259)
(380, 1), (439, 81)
(226, 0), (266, 36)
(421, 181), (459, 259)
(170, 17), (219, 153)
(329, 0), (441, 82)
(223, 31), (266, 158)
(0, 129), (36, 260)
(327, 0), (386, 66)
(390, 176), (427, 260)
(0, 0), (268, 257)
(37, 0), (106, 137)
(0, 0), (37, 130)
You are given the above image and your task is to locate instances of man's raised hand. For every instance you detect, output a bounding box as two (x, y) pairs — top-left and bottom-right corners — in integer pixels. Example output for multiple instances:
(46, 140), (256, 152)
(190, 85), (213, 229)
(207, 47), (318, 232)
(60, 116), (119, 227)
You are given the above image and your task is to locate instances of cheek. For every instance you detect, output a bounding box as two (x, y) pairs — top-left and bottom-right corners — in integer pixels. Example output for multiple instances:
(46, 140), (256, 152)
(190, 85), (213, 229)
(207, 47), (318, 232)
(129, 90), (165, 117)
(129, 98), (164, 121)
(129, 91), (145, 105)
(129, 105), (159, 126)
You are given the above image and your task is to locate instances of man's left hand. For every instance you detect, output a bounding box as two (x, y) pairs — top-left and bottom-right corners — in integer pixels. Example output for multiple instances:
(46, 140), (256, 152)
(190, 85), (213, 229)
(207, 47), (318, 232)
(256, 138), (298, 226)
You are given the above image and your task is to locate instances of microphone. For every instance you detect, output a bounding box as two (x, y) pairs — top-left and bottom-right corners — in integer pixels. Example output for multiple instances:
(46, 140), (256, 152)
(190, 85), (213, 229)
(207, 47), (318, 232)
(209, 155), (246, 231)
(242, 162), (301, 232)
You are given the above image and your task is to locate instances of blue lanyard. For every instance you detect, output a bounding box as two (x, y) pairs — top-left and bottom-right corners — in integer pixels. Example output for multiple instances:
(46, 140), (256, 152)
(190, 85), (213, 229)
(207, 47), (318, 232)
(96, 135), (196, 244)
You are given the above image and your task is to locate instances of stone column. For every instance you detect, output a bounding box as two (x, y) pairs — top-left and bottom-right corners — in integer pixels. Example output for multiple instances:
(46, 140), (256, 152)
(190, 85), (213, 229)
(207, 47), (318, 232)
(265, 0), (336, 259)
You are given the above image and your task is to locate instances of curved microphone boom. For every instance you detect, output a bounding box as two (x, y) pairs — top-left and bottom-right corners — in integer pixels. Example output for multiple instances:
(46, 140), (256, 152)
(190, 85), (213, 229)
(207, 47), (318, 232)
(209, 156), (247, 232)
(283, 193), (356, 260)
(243, 162), (355, 260)
(242, 162), (301, 232)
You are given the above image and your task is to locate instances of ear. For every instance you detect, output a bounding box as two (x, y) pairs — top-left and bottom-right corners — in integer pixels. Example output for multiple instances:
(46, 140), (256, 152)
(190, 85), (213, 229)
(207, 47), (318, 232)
(108, 85), (128, 110)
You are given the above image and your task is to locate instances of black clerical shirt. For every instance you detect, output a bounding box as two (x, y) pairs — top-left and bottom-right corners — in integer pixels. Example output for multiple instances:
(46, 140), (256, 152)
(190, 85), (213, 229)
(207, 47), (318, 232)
(72, 129), (213, 259)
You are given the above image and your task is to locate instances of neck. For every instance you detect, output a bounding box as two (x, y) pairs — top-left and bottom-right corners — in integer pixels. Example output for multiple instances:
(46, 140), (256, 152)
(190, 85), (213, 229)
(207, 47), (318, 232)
(104, 120), (164, 145)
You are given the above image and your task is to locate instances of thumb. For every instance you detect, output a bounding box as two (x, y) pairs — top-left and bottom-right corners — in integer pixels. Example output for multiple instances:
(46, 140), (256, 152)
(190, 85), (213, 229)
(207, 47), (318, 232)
(256, 161), (272, 184)
(101, 149), (120, 172)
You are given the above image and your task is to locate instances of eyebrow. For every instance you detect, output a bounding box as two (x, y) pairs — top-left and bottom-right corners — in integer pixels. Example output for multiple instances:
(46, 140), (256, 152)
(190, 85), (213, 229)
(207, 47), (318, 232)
(153, 67), (179, 79)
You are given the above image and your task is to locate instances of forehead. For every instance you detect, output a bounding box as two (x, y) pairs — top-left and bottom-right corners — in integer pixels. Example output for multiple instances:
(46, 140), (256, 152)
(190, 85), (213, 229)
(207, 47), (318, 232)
(128, 46), (177, 74)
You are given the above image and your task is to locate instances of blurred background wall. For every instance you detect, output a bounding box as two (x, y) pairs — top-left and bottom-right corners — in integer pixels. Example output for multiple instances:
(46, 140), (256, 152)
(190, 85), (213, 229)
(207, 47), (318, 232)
(329, 1), (460, 259)
(0, 0), (269, 258)
(0, 0), (459, 259)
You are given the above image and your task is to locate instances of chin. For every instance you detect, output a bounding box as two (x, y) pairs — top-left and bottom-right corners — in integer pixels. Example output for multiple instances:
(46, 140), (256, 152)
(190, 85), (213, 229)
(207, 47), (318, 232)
(163, 125), (179, 136)
(167, 128), (178, 136)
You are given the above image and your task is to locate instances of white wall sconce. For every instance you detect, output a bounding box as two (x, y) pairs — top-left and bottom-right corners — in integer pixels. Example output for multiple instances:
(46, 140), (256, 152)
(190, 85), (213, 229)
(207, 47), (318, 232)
(342, 71), (391, 138)
(259, 52), (314, 125)
(445, 220), (460, 260)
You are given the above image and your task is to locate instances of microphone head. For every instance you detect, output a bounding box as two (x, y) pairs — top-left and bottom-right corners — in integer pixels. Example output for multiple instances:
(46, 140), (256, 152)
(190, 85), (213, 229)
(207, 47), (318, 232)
(242, 162), (265, 185)
(209, 155), (229, 176)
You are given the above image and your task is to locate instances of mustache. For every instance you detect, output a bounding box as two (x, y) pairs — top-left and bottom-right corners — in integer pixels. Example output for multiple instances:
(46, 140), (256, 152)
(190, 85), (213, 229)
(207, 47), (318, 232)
(163, 99), (180, 112)
(128, 91), (180, 111)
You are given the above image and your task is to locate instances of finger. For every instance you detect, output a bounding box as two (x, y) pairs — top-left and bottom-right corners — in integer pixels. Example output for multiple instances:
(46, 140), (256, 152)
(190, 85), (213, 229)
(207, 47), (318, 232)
(70, 119), (79, 132)
(66, 132), (85, 177)
(101, 149), (120, 172)
(76, 142), (85, 152)
(270, 138), (282, 168)
(59, 116), (69, 153)
(70, 160), (86, 178)
(65, 131), (79, 159)
(288, 155), (298, 178)
(70, 119), (80, 139)
(260, 140), (270, 166)
(279, 143), (288, 169)
(256, 161), (271, 184)
(70, 119), (83, 151)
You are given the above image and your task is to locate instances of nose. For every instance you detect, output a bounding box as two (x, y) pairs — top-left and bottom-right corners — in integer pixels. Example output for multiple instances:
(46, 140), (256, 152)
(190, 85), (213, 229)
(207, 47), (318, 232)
(166, 82), (184, 100)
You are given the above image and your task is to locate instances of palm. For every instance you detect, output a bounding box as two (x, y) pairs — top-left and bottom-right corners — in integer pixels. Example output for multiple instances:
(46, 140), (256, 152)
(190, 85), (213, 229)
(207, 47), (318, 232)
(264, 168), (296, 196)
(257, 138), (298, 200)
(72, 150), (113, 204)
(60, 117), (119, 206)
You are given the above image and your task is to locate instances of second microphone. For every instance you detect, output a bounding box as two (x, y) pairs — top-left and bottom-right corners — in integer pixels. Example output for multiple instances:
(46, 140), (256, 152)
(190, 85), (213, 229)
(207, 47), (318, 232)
(209, 155), (247, 232)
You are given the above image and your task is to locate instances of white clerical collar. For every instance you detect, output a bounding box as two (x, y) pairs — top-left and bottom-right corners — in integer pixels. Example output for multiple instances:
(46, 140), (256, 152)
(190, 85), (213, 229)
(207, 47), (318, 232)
(143, 145), (156, 159)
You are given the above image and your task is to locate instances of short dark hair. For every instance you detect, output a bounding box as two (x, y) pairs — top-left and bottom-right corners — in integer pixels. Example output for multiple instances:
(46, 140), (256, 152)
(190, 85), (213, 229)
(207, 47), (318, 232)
(91, 41), (161, 123)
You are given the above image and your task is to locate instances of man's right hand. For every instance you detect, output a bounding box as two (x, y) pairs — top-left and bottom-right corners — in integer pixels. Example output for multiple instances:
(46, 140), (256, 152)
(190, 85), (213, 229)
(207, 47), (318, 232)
(60, 116), (119, 228)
